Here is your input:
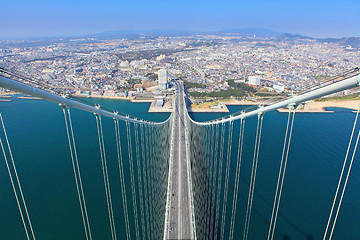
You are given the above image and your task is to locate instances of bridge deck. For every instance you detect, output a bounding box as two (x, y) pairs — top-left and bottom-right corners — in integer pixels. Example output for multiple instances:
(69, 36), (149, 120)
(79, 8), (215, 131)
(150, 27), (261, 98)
(165, 81), (194, 240)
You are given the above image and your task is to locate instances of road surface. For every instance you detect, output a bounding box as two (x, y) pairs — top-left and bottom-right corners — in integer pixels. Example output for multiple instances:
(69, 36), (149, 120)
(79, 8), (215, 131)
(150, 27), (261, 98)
(165, 80), (195, 240)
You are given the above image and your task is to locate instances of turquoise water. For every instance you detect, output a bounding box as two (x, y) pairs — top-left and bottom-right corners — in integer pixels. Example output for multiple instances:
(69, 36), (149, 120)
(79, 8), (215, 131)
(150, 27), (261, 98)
(325, 107), (356, 112)
(0, 96), (359, 239)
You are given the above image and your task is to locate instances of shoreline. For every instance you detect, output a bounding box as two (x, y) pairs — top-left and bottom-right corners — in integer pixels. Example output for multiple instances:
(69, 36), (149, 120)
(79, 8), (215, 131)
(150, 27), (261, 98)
(17, 96), (43, 100)
(71, 93), (133, 100)
(3, 92), (359, 113)
(278, 100), (360, 113)
(191, 99), (360, 113)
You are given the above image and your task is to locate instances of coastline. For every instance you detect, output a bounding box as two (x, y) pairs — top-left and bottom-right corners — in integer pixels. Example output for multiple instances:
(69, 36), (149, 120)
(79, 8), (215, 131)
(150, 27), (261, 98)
(71, 93), (133, 100)
(278, 100), (360, 113)
(4, 92), (359, 113)
(17, 96), (43, 100)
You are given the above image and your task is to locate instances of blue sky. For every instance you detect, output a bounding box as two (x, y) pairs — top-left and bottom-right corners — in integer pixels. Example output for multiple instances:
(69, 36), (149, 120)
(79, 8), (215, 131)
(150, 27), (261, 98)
(1, 0), (359, 38)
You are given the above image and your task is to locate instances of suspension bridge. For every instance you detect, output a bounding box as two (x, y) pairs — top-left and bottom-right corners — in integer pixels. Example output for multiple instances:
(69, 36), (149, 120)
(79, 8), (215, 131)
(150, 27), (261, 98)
(0, 66), (359, 240)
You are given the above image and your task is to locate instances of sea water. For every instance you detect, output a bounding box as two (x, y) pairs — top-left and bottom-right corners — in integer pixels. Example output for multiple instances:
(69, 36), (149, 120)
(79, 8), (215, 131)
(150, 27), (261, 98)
(0, 96), (359, 239)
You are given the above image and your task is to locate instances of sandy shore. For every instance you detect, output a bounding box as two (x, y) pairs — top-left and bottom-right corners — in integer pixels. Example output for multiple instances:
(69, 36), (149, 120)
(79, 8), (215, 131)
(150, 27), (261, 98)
(189, 104), (229, 113)
(278, 100), (360, 113)
(17, 96), (43, 100)
(192, 99), (360, 113)
(131, 99), (154, 103)
(305, 100), (360, 111)
(0, 91), (18, 97)
(8, 91), (358, 113)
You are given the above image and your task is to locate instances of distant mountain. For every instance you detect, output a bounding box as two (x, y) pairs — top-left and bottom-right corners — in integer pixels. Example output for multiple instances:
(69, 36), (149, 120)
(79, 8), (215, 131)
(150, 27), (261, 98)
(318, 37), (360, 49)
(93, 29), (142, 36)
(277, 33), (313, 40)
(218, 28), (282, 37)
(87, 29), (360, 49)
(92, 28), (283, 38)
(91, 29), (196, 39)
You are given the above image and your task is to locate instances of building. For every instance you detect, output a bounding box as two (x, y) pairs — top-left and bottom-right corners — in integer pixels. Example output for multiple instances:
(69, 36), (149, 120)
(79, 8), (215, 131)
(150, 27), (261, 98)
(158, 68), (168, 90)
(273, 84), (285, 93)
(248, 76), (261, 85)
(155, 98), (164, 107)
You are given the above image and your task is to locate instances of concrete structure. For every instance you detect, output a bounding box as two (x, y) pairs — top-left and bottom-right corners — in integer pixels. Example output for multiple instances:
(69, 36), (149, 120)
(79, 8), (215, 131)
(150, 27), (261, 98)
(273, 84), (285, 92)
(158, 69), (168, 90)
(248, 75), (261, 85)
(155, 99), (164, 107)
(119, 61), (130, 68)
(165, 80), (195, 239)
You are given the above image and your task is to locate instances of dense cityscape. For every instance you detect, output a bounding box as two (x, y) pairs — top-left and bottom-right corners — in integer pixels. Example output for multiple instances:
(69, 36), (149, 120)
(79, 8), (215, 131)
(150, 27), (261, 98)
(0, 31), (359, 101)
(1, 0), (360, 238)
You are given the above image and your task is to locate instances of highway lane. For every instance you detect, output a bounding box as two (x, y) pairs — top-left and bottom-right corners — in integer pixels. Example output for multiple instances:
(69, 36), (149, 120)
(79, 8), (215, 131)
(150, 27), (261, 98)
(166, 80), (194, 240)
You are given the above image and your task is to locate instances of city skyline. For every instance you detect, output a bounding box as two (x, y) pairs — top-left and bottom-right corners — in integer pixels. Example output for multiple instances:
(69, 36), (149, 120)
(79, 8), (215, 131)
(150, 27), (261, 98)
(1, 0), (360, 39)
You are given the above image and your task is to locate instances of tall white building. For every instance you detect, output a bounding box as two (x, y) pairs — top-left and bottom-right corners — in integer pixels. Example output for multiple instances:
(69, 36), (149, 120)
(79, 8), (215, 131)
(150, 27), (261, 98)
(248, 76), (261, 85)
(158, 68), (168, 90)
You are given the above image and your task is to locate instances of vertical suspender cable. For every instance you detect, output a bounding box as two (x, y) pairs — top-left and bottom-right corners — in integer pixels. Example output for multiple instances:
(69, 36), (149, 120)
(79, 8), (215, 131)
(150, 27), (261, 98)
(0, 113), (35, 240)
(323, 105), (360, 240)
(114, 119), (131, 240)
(63, 108), (92, 240)
(63, 108), (89, 239)
(99, 115), (117, 240)
(206, 124), (215, 238)
(95, 114), (117, 240)
(125, 121), (140, 240)
(229, 118), (246, 240)
(214, 122), (226, 238)
(243, 113), (264, 240)
(140, 124), (150, 240)
(210, 123), (220, 239)
(146, 125), (153, 240)
(134, 123), (146, 239)
(145, 124), (152, 240)
(220, 120), (234, 240)
(267, 107), (296, 240)
(153, 126), (160, 238)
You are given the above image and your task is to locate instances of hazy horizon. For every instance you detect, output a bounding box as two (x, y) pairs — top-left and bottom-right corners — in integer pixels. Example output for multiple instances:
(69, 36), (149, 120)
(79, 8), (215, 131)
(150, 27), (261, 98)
(1, 0), (359, 39)
(1, 27), (359, 41)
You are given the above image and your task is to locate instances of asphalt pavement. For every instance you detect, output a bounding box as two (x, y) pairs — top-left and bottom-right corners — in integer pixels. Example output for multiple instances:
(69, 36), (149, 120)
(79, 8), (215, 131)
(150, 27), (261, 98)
(166, 81), (194, 240)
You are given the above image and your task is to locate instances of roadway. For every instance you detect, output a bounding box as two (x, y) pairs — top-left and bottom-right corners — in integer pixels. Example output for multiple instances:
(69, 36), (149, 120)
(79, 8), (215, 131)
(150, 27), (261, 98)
(166, 80), (194, 240)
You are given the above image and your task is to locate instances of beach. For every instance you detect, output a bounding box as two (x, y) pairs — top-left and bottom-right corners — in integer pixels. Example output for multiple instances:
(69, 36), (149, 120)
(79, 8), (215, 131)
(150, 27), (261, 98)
(278, 100), (360, 113)
(5, 91), (360, 113)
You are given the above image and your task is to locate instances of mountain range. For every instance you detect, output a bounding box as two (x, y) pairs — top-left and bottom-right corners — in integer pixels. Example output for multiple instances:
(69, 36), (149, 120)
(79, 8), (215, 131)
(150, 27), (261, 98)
(91, 28), (360, 49)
